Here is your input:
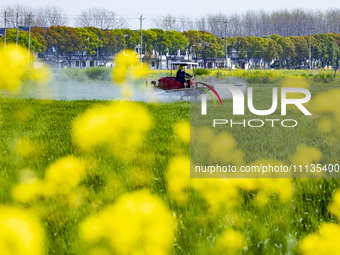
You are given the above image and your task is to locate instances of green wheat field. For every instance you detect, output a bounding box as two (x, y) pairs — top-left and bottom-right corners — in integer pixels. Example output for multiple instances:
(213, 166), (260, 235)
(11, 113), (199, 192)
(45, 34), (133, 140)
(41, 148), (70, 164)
(1, 79), (340, 254)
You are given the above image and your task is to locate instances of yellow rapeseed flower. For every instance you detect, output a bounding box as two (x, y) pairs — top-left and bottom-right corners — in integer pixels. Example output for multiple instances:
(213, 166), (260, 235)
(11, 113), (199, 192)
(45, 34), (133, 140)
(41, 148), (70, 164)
(299, 223), (340, 255)
(173, 120), (190, 143)
(0, 44), (31, 93)
(248, 159), (293, 203)
(253, 190), (270, 207)
(310, 89), (340, 139)
(0, 206), (45, 255)
(191, 178), (242, 214)
(121, 85), (133, 98)
(72, 101), (153, 160)
(80, 190), (176, 255)
(43, 156), (87, 197)
(310, 89), (340, 115)
(166, 156), (191, 203)
(290, 145), (322, 166)
(281, 78), (311, 112)
(30, 66), (52, 84)
(12, 156), (87, 202)
(90, 248), (111, 255)
(214, 229), (246, 254)
(131, 63), (150, 79)
(12, 179), (43, 203)
(317, 118), (333, 134)
(127, 167), (153, 188)
(104, 177), (124, 197)
(113, 50), (149, 85)
(281, 78), (310, 99)
(14, 138), (44, 158)
(328, 190), (340, 220)
(12, 168), (42, 202)
(195, 127), (214, 145)
(209, 132), (237, 163)
(166, 156), (248, 213)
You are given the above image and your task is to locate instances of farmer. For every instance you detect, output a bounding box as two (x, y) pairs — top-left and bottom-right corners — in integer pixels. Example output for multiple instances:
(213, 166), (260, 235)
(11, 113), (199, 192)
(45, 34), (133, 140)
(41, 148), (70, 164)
(176, 65), (192, 87)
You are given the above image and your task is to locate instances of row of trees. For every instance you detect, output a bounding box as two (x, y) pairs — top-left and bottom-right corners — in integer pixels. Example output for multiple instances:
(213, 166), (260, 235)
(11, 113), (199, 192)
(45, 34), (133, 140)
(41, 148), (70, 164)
(0, 5), (68, 28)
(154, 9), (340, 37)
(0, 4), (126, 29)
(1, 26), (339, 69)
(1, 4), (340, 37)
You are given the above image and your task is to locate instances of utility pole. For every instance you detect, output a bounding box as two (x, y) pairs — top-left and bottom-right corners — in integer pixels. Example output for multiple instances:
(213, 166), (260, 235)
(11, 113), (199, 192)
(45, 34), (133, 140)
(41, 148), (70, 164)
(224, 19), (228, 69)
(332, 42), (335, 77)
(4, 11), (6, 49)
(28, 14), (31, 51)
(28, 13), (31, 65)
(309, 29), (311, 70)
(140, 14), (143, 67)
(16, 13), (19, 46)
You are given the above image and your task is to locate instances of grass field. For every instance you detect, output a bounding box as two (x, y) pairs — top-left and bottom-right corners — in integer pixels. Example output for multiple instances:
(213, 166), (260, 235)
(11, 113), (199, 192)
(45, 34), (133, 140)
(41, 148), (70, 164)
(49, 67), (340, 85)
(1, 81), (340, 254)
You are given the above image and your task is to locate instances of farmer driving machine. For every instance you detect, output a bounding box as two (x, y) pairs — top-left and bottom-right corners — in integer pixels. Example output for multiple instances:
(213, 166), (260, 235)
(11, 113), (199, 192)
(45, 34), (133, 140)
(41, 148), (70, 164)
(151, 62), (222, 102)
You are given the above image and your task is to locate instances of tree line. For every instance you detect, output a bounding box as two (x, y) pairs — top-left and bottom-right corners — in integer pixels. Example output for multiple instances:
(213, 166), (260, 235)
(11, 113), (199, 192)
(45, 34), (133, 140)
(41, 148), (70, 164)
(1, 4), (340, 37)
(1, 26), (339, 69)
(0, 5), (126, 29)
(154, 9), (340, 37)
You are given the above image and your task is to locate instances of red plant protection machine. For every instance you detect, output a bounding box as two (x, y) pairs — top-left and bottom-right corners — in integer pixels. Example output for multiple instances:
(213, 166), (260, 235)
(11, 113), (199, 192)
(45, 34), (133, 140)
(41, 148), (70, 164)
(151, 62), (217, 99)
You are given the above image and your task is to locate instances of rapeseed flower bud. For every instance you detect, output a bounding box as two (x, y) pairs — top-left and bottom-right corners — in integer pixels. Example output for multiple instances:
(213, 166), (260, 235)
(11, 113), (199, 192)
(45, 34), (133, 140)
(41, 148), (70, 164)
(0, 44), (31, 93)
(290, 145), (322, 166)
(328, 189), (340, 220)
(299, 223), (340, 255)
(214, 229), (246, 254)
(80, 190), (176, 255)
(173, 120), (190, 143)
(12, 156), (87, 202)
(166, 156), (191, 203)
(0, 206), (45, 255)
(113, 50), (149, 85)
(72, 101), (153, 160)
(43, 156), (87, 197)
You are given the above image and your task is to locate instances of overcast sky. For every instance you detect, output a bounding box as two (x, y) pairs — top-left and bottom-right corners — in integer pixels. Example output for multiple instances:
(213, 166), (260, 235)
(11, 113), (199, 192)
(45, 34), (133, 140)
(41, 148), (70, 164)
(1, 0), (339, 29)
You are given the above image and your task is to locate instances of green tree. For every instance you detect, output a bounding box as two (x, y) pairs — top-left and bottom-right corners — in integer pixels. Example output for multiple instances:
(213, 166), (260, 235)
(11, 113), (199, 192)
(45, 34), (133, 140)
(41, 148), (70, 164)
(121, 29), (139, 49)
(1, 28), (42, 53)
(328, 33), (340, 69)
(102, 30), (118, 64)
(31, 27), (48, 59)
(47, 26), (83, 67)
(112, 29), (126, 53)
(246, 36), (266, 69)
(46, 26), (65, 67)
(165, 30), (189, 68)
(192, 31), (223, 68)
(263, 39), (282, 68)
(141, 29), (157, 64)
(75, 27), (103, 67)
(86, 27), (105, 65)
(312, 34), (338, 68)
(61, 27), (84, 67)
(270, 34), (295, 69)
(183, 30), (202, 62)
(229, 36), (249, 68)
(150, 29), (170, 69)
(289, 36), (308, 67)
(205, 36), (225, 62)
